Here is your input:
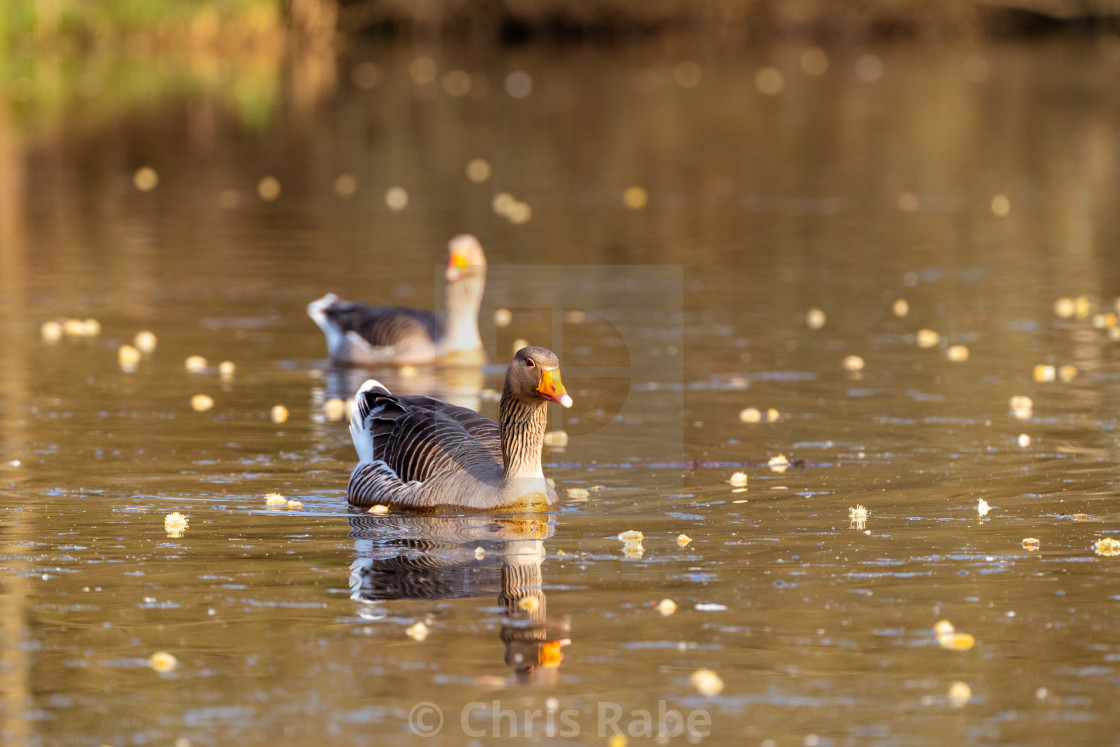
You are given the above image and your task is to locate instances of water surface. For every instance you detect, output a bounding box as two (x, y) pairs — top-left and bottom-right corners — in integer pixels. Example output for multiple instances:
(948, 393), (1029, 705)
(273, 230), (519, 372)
(2, 38), (1120, 746)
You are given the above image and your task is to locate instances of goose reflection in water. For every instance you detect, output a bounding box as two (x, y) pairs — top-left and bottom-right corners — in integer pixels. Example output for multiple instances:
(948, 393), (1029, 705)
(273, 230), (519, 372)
(347, 512), (571, 683)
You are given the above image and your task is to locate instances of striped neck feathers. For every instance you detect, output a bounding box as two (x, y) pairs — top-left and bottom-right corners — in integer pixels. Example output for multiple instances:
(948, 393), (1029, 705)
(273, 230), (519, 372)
(498, 388), (548, 482)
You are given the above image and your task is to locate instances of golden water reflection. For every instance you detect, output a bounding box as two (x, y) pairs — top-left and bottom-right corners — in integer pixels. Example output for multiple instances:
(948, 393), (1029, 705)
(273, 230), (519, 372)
(347, 513), (570, 684)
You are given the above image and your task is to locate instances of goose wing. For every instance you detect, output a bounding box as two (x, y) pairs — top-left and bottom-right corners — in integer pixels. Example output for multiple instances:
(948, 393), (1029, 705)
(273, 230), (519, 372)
(347, 382), (503, 510)
(324, 298), (443, 346)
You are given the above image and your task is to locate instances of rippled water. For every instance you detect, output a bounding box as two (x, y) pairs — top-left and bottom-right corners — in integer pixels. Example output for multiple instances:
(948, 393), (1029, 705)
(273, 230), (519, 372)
(3, 38), (1120, 746)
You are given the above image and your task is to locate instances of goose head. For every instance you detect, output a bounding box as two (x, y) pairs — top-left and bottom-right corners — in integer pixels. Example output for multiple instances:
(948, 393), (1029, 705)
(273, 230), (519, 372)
(508, 346), (573, 408)
(445, 234), (487, 282)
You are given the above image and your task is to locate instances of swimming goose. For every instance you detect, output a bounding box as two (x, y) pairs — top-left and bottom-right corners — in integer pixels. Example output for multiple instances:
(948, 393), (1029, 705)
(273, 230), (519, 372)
(307, 234), (486, 367)
(347, 346), (573, 512)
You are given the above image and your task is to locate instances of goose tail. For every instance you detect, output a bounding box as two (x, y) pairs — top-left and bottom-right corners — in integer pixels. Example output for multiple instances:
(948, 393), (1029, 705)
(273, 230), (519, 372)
(349, 379), (392, 464)
(306, 293), (340, 327)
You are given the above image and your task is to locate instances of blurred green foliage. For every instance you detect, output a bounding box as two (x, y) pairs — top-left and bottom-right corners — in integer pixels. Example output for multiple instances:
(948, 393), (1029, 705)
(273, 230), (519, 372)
(0, 0), (281, 49)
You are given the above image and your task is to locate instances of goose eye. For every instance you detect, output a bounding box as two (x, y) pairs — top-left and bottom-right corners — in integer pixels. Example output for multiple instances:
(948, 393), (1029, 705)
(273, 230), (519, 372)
(525, 358), (535, 368)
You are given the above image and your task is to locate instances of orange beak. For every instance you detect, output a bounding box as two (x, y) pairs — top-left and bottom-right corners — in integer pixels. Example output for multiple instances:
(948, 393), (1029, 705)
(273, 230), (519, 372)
(540, 639), (570, 669)
(445, 251), (470, 281)
(537, 368), (573, 408)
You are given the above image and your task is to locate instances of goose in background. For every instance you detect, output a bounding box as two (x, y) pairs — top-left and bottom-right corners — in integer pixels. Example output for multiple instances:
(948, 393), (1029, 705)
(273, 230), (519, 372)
(347, 346), (573, 511)
(307, 234), (486, 367)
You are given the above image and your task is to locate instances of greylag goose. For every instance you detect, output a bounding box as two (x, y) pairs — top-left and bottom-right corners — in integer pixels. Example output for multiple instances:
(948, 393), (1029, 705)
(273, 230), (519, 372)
(347, 346), (573, 512)
(307, 234), (486, 367)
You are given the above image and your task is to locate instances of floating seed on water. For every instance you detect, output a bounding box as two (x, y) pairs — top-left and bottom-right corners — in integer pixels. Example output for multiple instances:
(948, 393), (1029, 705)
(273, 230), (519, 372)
(442, 69), (472, 97)
(755, 66), (785, 95)
(406, 621), (429, 641)
(149, 651), (178, 673)
(990, 194), (1011, 217)
(164, 512), (188, 537)
(842, 355), (865, 372)
(656, 598), (677, 616)
(620, 538), (644, 559)
(677, 534), (692, 547)
(1053, 297), (1075, 318)
(286, 500), (302, 509)
(1091, 312), (1117, 329)
(766, 408), (780, 423)
(408, 56), (436, 85)
(385, 186), (409, 211)
(368, 504), (389, 515)
(768, 455), (790, 473)
(494, 308), (512, 327)
(1009, 395), (1033, 420)
(947, 345), (969, 362)
(492, 192), (515, 216)
(855, 53), (884, 82)
(689, 668), (724, 696)
(218, 361), (236, 378)
(977, 498), (991, 517)
(257, 176), (281, 202)
(324, 398), (347, 421)
(623, 186), (648, 210)
(892, 299), (910, 317)
(1018, 433), (1031, 448)
(64, 318), (101, 337)
(543, 430), (569, 447)
(935, 620), (975, 651)
(466, 158), (491, 183)
(916, 329), (940, 348)
(518, 596), (540, 613)
(739, 407), (762, 423)
(618, 528), (645, 557)
(133, 330), (157, 354)
(1022, 537), (1040, 550)
(800, 47), (829, 76)
(806, 308), (826, 329)
(897, 192), (919, 213)
(1057, 364), (1078, 383)
(1093, 537), (1120, 557)
(849, 505), (868, 521)
(948, 681), (972, 707)
(622, 187), (649, 210)
(504, 71), (533, 98)
(474, 546), (485, 561)
(133, 166), (159, 192)
(190, 394), (214, 412)
(1075, 296), (1091, 319)
(334, 173), (357, 197)
(939, 633), (976, 651)
(728, 472), (748, 487)
(1033, 364), (1056, 383)
(507, 201), (532, 224)
(934, 619), (956, 636)
(567, 487), (590, 500)
(264, 493), (286, 506)
(40, 321), (63, 343)
(118, 344), (141, 371)
(270, 405), (289, 424)
(185, 355), (208, 373)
